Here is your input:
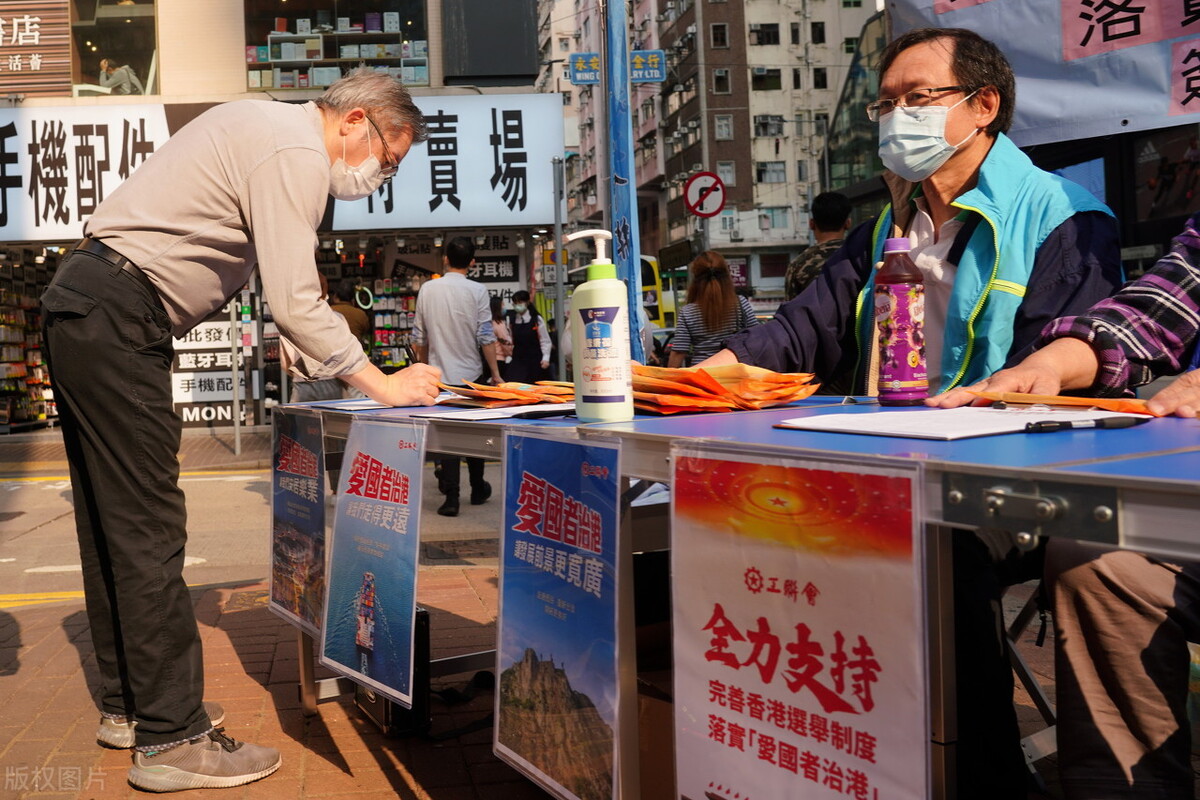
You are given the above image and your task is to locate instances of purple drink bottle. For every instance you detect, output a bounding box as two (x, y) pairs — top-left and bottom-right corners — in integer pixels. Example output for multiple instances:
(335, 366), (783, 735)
(874, 237), (928, 405)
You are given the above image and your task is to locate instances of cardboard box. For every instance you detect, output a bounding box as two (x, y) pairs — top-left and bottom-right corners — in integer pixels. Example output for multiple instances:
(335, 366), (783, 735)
(247, 69), (262, 89)
(339, 44), (359, 59)
(311, 66), (342, 86)
(261, 68), (274, 88)
(383, 12), (400, 33)
(298, 71), (309, 88)
(364, 12), (381, 32)
(245, 45), (258, 64)
(304, 37), (322, 59)
(412, 40), (427, 57)
(336, 16), (351, 31)
(274, 16), (288, 32)
(269, 42), (282, 60)
(295, 18), (311, 34)
(257, 45), (269, 62)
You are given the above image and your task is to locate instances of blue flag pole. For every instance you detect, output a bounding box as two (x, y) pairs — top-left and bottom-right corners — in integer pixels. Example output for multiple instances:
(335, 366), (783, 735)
(604, 0), (645, 363)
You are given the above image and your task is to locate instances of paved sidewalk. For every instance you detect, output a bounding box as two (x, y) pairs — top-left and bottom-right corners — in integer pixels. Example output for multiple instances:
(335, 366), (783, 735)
(0, 425), (547, 799)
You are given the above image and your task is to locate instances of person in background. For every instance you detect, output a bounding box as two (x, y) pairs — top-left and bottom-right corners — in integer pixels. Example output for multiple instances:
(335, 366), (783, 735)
(784, 191), (852, 300)
(697, 28), (1122, 798)
(505, 289), (551, 383)
(486, 295), (513, 382)
(40, 68), (439, 791)
(412, 236), (501, 517)
(99, 58), (144, 95)
(329, 279), (370, 351)
(290, 273), (343, 402)
(668, 250), (757, 368)
(929, 210), (1200, 799)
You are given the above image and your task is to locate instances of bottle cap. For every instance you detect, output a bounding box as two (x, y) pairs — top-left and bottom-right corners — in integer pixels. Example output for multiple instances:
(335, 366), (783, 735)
(883, 237), (913, 253)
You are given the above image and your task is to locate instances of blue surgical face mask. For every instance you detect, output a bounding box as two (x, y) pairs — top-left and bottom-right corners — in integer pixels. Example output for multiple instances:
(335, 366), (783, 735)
(512, 303), (527, 314)
(877, 90), (979, 182)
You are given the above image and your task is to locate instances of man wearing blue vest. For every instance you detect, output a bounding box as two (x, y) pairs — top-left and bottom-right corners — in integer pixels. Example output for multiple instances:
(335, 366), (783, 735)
(703, 27), (1122, 798)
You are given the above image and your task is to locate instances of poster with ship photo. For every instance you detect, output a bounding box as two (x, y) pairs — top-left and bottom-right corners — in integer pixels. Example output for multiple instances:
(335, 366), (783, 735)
(269, 407), (326, 637)
(320, 417), (425, 707)
(495, 432), (621, 800)
(671, 444), (928, 800)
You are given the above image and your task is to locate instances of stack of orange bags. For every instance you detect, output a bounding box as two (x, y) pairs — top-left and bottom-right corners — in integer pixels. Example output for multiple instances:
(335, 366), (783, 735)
(631, 363), (819, 414)
(438, 380), (575, 409)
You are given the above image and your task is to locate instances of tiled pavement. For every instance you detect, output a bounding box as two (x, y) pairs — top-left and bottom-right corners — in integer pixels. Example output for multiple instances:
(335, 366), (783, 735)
(0, 425), (1068, 799)
(0, 426), (548, 799)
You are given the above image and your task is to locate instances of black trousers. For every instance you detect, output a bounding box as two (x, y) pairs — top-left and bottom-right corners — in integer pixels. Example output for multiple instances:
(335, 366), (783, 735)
(952, 529), (1045, 799)
(436, 455), (485, 497)
(42, 249), (211, 747)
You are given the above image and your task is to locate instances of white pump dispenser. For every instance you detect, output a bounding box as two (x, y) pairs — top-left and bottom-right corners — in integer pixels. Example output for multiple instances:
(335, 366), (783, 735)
(565, 229), (634, 423)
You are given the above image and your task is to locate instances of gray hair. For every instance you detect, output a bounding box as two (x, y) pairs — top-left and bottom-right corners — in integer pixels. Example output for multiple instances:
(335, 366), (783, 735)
(315, 67), (428, 144)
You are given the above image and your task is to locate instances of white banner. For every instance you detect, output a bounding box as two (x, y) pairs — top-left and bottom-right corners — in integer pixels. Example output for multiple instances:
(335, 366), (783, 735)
(891, 0), (1200, 146)
(331, 93), (567, 230)
(0, 104), (169, 241)
(671, 445), (927, 800)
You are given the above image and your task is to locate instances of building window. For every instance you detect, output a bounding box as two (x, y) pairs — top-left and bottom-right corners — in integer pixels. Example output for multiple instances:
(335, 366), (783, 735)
(559, 37), (571, 51)
(244, 0), (431, 90)
(712, 68), (731, 94)
(720, 209), (736, 231)
(755, 161), (787, 183)
(762, 206), (790, 228)
(711, 23), (728, 48)
(753, 114), (785, 137)
(843, 37), (859, 55)
(749, 23), (780, 46)
(791, 22), (801, 46)
(797, 160), (808, 182)
(71, 0), (160, 97)
(717, 160), (736, 187)
(751, 68), (782, 91)
(792, 68), (802, 89)
(760, 252), (789, 278)
(811, 21), (826, 45)
(813, 67), (828, 90)
(842, 0), (863, 6)
(714, 114), (734, 140)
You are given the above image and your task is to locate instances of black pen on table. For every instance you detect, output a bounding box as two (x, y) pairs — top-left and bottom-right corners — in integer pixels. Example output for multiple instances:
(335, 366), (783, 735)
(1025, 416), (1152, 433)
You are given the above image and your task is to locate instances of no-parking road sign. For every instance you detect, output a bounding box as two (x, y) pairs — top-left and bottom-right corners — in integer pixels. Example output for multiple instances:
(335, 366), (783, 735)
(684, 171), (726, 218)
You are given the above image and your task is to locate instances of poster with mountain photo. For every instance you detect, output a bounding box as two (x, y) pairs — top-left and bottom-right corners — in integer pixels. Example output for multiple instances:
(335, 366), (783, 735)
(494, 432), (621, 800)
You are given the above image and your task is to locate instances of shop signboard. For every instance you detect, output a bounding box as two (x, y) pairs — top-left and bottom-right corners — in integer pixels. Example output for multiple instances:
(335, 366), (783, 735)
(331, 93), (567, 230)
(172, 308), (261, 428)
(891, 0), (1200, 146)
(671, 444), (927, 800)
(0, 2), (71, 97)
(495, 432), (622, 800)
(569, 52), (601, 85)
(321, 417), (425, 707)
(269, 407), (326, 636)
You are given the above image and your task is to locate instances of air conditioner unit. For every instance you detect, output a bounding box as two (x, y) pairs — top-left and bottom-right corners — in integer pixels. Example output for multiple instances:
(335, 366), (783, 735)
(673, 83), (685, 92)
(691, 162), (703, 171)
(665, 0), (675, 8)
(686, 24), (696, 35)
(655, 13), (667, 21)
(687, 120), (699, 129)
(749, 23), (761, 31)
(753, 67), (769, 75)
(729, 229), (743, 241)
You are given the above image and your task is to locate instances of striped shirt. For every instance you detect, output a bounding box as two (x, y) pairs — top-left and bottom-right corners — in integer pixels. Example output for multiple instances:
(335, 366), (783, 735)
(670, 296), (758, 366)
(1040, 210), (1200, 395)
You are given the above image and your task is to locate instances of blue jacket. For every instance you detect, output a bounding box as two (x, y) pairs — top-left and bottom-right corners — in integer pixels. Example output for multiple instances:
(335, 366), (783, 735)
(725, 134), (1123, 394)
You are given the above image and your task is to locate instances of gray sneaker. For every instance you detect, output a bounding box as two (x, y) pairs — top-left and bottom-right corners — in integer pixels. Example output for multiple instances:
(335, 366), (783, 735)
(97, 701), (225, 749)
(128, 728), (281, 792)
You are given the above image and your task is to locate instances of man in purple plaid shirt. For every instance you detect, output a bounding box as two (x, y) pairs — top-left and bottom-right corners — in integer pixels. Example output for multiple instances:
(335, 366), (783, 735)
(932, 210), (1200, 799)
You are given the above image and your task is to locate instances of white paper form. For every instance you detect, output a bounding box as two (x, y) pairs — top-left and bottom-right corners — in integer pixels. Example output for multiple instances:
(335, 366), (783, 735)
(775, 406), (1153, 440)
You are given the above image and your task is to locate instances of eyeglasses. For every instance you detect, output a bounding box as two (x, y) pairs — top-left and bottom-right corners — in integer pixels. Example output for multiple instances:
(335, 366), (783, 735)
(865, 86), (973, 122)
(365, 115), (399, 179)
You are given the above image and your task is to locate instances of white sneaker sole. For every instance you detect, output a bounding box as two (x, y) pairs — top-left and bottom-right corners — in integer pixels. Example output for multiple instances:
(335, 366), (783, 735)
(96, 704), (226, 749)
(127, 756), (281, 792)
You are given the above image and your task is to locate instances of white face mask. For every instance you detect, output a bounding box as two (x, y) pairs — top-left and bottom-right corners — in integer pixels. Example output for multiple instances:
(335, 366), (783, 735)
(329, 123), (386, 201)
(877, 91), (979, 182)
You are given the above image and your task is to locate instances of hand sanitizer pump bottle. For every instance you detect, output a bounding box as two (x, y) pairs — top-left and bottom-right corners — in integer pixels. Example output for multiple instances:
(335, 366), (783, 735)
(564, 229), (634, 423)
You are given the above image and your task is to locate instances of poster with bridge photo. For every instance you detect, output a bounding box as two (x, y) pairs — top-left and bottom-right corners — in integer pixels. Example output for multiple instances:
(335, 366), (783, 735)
(320, 417), (425, 707)
(268, 407), (326, 637)
(494, 432), (622, 800)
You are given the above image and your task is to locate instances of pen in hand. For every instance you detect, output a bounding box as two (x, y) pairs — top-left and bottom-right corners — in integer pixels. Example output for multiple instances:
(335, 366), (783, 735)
(1025, 416), (1152, 433)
